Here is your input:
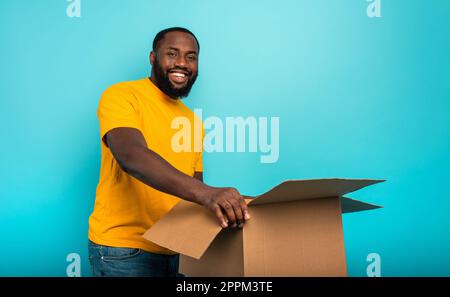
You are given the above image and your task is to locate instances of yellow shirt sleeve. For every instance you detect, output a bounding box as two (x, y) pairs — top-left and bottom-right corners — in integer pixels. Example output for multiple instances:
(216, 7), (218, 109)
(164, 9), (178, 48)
(97, 84), (141, 144)
(193, 124), (204, 172)
(194, 151), (203, 172)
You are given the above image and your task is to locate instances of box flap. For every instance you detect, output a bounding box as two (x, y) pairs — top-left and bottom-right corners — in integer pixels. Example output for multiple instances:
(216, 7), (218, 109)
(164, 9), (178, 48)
(340, 196), (382, 213)
(249, 178), (385, 206)
(143, 200), (222, 259)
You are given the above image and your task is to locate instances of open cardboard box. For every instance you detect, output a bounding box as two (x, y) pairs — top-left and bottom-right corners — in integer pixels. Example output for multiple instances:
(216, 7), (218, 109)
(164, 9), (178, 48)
(143, 178), (384, 276)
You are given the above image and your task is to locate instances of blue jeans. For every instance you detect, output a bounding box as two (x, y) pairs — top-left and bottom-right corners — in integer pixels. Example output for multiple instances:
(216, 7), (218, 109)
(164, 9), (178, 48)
(88, 240), (182, 277)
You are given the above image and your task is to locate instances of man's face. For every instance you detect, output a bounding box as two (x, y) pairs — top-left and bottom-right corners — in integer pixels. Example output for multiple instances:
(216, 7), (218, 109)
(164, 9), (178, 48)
(150, 31), (199, 99)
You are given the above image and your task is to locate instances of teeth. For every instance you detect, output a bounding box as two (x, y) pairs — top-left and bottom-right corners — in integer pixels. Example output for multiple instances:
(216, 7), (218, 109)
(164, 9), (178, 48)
(172, 72), (186, 77)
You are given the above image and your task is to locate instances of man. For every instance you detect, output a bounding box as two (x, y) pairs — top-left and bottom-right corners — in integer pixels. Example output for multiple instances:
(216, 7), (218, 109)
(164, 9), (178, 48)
(88, 27), (250, 277)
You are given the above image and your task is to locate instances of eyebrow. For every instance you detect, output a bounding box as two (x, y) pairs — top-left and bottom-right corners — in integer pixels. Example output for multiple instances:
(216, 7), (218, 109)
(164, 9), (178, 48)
(166, 47), (198, 55)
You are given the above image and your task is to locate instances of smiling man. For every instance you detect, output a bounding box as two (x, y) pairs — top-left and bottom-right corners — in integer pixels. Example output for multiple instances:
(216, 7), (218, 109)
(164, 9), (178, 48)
(87, 27), (250, 277)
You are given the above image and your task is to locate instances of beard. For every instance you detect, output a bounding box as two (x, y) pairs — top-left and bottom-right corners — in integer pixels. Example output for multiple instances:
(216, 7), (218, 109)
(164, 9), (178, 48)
(152, 57), (198, 99)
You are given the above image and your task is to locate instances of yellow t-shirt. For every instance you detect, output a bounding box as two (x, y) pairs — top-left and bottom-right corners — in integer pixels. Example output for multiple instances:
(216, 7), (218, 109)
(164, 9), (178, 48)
(88, 78), (203, 254)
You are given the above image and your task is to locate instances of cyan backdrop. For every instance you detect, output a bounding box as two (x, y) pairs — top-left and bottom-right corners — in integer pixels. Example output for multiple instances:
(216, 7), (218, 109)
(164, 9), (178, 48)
(1, 0), (449, 276)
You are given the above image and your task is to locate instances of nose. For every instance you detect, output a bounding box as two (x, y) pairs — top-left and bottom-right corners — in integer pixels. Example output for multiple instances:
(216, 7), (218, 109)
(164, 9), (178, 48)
(174, 55), (187, 68)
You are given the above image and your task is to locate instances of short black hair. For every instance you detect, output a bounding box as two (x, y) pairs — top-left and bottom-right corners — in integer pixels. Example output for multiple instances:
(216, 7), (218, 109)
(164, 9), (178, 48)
(152, 27), (200, 53)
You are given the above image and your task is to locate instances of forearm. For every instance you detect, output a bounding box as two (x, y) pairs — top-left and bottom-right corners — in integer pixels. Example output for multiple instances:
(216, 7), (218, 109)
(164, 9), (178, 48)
(104, 127), (249, 228)
(120, 146), (208, 204)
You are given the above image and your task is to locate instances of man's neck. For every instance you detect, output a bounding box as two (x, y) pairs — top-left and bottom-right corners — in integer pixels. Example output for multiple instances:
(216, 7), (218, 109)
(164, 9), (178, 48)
(147, 76), (179, 101)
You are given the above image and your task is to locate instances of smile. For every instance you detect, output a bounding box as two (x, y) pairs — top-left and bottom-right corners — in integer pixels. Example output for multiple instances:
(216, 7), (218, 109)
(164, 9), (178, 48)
(169, 70), (189, 84)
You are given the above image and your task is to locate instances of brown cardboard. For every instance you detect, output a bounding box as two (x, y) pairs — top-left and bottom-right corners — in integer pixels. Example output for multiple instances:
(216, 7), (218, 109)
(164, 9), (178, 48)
(143, 178), (384, 276)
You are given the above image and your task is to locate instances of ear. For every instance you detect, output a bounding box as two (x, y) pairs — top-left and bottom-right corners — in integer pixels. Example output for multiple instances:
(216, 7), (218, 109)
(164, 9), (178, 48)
(150, 51), (155, 67)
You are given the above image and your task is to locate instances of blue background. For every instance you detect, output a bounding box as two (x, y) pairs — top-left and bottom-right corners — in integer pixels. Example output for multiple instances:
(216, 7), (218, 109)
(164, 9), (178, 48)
(1, 0), (449, 276)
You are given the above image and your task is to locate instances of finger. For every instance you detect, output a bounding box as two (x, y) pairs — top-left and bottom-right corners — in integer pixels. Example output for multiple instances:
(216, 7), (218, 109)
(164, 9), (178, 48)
(221, 202), (237, 228)
(230, 200), (244, 228)
(240, 198), (251, 221)
(214, 205), (228, 228)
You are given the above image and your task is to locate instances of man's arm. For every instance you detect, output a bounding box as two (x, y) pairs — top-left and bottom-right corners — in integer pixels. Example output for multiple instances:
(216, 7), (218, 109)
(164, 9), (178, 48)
(104, 127), (250, 228)
(193, 172), (203, 182)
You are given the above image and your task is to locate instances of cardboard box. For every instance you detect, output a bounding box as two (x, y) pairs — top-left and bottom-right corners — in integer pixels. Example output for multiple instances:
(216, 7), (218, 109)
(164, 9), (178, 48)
(143, 178), (384, 276)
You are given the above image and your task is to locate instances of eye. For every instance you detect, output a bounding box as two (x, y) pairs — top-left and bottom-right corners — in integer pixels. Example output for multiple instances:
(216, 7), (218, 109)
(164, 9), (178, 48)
(187, 54), (197, 61)
(167, 51), (177, 57)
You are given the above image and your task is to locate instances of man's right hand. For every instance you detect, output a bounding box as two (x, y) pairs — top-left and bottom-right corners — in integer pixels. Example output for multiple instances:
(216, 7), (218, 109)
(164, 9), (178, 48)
(195, 186), (251, 229)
